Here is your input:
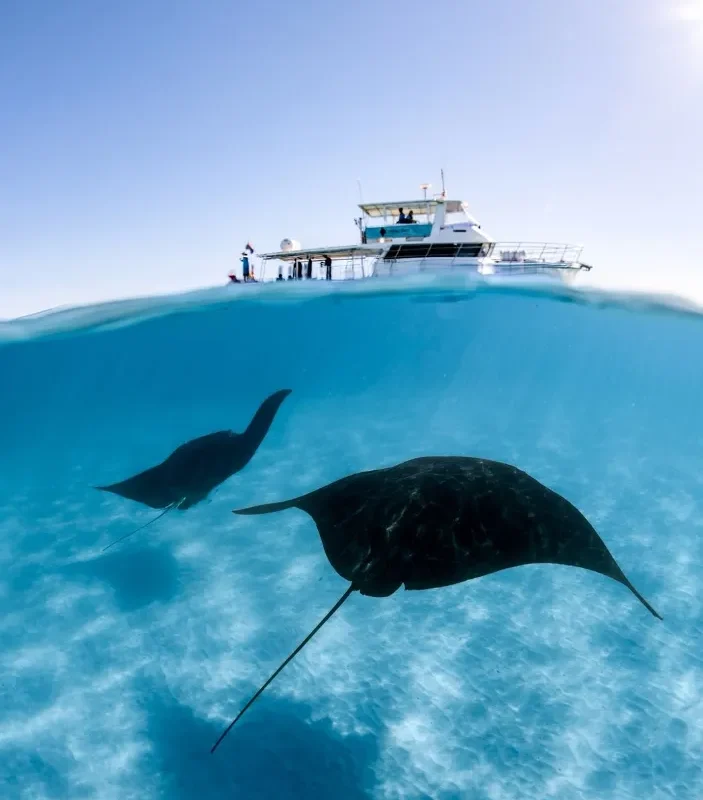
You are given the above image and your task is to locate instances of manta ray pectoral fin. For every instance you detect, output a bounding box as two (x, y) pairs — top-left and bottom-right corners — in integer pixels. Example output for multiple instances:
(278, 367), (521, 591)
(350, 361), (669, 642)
(239, 389), (293, 460)
(358, 580), (402, 598)
(210, 583), (355, 754)
(621, 576), (662, 620)
(93, 470), (177, 510)
(232, 497), (302, 516)
(603, 559), (662, 620)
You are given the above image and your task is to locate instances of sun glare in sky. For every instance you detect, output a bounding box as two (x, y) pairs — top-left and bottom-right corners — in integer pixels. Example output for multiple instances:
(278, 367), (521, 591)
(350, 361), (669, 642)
(673, 0), (703, 20)
(667, 1), (703, 73)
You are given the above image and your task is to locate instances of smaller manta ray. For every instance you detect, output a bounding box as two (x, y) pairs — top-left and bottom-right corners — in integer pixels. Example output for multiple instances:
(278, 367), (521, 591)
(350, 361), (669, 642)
(96, 388), (292, 550)
(210, 455), (661, 753)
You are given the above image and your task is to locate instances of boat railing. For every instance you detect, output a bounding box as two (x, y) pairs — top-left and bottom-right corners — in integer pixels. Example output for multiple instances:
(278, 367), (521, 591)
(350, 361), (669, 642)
(258, 254), (371, 282)
(491, 242), (584, 266)
(379, 241), (587, 273)
(255, 241), (590, 283)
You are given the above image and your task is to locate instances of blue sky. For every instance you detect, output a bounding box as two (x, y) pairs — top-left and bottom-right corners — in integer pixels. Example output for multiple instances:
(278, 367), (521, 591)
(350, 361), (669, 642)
(1, 0), (701, 318)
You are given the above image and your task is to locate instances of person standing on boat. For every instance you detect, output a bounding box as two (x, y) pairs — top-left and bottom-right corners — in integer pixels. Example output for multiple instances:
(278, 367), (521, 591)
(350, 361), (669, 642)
(240, 252), (250, 282)
(297, 259), (303, 280)
(323, 254), (332, 280)
(306, 257), (313, 279)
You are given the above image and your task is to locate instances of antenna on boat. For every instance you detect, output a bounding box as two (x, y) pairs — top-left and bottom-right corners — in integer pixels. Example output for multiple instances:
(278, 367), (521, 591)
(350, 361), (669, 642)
(356, 180), (365, 244)
(420, 183), (431, 200)
(440, 169), (446, 199)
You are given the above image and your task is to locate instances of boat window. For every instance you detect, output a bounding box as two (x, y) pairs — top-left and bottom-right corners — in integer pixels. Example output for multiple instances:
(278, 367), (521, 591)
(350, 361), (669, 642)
(444, 210), (469, 227)
(428, 244), (460, 258)
(457, 244), (484, 258)
(384, 242), (491, 261)
(365, 222), (433, 240)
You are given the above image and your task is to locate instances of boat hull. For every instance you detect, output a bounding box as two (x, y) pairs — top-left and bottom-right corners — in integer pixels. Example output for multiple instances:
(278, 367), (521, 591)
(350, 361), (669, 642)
(372, 256), (580, 283)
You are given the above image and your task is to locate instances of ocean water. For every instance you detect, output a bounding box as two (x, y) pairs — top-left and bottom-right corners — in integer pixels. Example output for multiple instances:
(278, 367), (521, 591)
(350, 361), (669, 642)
(1, 275), (701, 800)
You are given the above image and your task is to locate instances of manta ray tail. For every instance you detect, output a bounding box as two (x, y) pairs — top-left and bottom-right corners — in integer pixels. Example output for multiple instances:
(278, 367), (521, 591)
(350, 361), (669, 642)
(210, 584), (355, 754)
(101, 498), (184, 552)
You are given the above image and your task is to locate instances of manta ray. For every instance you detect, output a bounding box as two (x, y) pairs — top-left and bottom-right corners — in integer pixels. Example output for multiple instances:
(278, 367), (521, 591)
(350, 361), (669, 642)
(96, 388), (291, 550)
(210, 455), (661, 752)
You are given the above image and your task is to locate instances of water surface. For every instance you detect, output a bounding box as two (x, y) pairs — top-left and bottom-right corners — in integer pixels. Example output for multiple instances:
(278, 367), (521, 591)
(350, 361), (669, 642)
(1, 276), (701, 799)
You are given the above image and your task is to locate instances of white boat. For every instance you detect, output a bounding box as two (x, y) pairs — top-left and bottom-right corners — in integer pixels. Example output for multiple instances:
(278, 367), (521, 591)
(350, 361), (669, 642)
(256, 182), (592, 284)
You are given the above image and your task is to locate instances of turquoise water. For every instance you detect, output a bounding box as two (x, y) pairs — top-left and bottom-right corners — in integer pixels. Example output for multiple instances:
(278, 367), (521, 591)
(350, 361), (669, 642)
(1, 277), (701, 799)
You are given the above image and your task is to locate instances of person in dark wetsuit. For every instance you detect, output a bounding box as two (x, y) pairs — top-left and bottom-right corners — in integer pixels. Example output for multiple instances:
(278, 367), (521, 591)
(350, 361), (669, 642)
(306, 257), (313, 279)
(240, 253), (250, 281)
(323, 254), (332, 280)
(297, 259), (303, 280)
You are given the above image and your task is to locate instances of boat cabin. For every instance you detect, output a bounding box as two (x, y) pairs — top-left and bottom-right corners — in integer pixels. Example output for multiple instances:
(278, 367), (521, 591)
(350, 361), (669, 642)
(357, 198), (487, 245)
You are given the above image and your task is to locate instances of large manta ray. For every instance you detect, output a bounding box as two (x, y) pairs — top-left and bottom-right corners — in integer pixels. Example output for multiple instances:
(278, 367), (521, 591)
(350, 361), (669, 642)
(211, 455), (661, 753)
(96, 388), (291, 550)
